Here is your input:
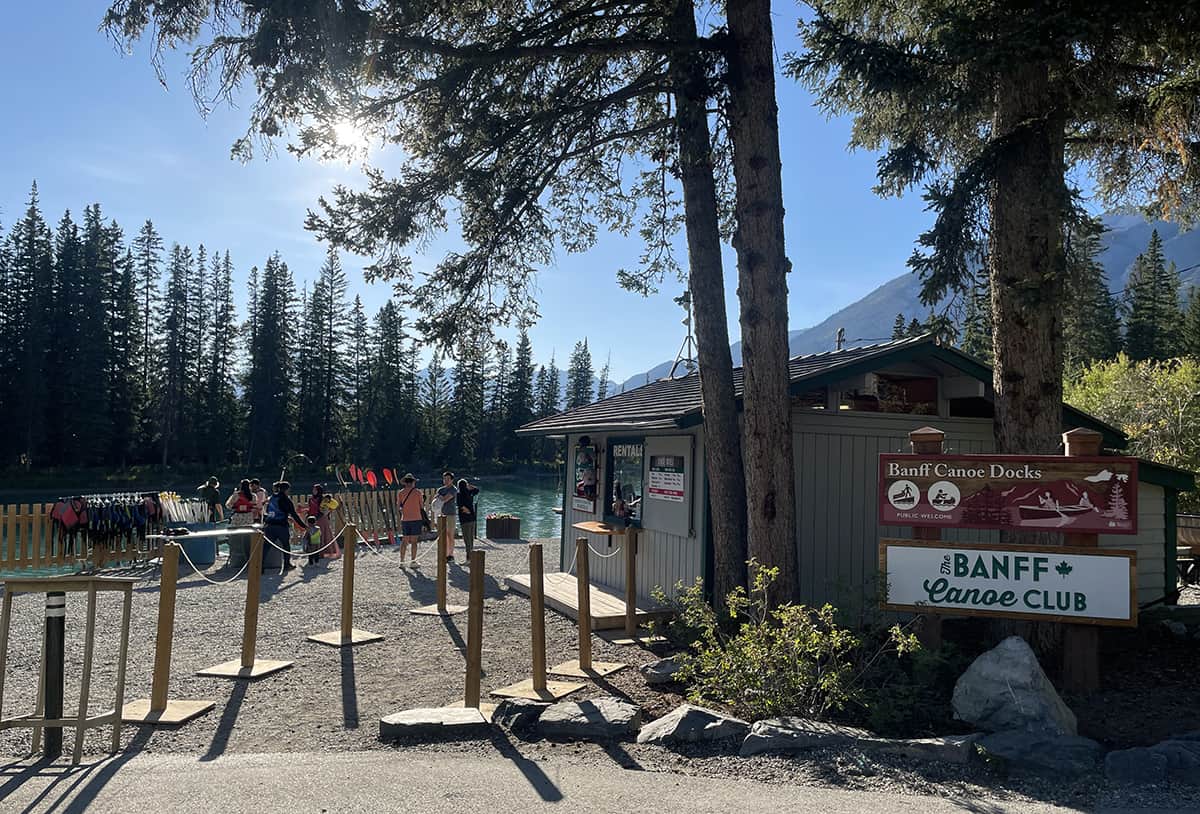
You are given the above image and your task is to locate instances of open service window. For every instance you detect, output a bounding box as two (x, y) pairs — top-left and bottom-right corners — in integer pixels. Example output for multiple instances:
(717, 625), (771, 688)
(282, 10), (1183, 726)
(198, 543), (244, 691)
(604, 438), (645, 527)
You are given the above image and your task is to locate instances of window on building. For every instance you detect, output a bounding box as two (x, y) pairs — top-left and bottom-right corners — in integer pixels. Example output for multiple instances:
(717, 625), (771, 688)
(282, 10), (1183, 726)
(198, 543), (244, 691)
(605, 439), (645, 526)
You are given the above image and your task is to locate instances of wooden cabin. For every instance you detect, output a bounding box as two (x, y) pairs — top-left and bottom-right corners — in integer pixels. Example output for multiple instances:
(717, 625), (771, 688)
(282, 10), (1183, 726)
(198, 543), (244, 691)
(517, 335), (1194, 613)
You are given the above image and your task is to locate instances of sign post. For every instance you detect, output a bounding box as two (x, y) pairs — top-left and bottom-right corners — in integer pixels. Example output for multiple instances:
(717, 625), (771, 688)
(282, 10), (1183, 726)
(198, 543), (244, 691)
(1061, 428), (1104, 693)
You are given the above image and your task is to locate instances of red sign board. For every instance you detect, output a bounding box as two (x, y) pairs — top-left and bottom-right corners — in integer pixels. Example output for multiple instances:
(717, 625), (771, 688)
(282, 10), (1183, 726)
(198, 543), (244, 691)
(878, 454), (1138, 534)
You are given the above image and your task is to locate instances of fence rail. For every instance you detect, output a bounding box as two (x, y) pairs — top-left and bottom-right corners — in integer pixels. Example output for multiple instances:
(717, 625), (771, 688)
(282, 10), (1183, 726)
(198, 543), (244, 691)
(0, 503), (164, 577)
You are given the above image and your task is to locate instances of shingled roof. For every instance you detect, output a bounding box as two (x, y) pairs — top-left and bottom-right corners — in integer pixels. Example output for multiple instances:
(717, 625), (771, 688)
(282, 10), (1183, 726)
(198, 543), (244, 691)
(517, 334), (944, 436)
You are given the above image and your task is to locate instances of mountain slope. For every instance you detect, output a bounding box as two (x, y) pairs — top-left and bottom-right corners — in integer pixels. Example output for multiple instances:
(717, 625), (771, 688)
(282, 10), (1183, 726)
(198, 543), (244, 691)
(621, 213), (1200, 389)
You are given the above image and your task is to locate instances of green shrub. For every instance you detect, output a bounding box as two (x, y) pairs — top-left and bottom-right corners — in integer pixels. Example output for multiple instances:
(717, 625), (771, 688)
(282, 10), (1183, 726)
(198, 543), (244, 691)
(666, 562), (919, 722)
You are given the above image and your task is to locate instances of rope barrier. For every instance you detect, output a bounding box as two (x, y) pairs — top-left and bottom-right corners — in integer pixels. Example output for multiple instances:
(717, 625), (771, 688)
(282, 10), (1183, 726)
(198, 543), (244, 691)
(587, 543), (624, 559)
(176, 542), (253, 585)
(261, 533), (341, 559)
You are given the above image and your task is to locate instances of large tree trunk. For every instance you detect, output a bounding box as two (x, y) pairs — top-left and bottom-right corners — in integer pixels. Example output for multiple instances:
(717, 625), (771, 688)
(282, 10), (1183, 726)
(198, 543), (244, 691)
(989, 60), (1068, 652)
(724, 0), (798, 604)
(669, 0), (748, 605)
(990, 60), (1067, 456)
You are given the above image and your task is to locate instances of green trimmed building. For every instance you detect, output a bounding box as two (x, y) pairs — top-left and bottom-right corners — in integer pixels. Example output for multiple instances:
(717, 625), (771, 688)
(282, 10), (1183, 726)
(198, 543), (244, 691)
(518, 335), (1193, 614)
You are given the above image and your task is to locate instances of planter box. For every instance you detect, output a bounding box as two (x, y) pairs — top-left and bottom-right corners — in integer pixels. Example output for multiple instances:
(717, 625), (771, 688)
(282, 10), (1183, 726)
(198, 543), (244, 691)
(486, 517), (521, 539)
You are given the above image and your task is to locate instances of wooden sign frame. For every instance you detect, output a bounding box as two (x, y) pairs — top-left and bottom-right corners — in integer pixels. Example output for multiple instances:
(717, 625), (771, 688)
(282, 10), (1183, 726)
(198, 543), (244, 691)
(878, 453), (1139, 534)
(879, 538), (1138, 628)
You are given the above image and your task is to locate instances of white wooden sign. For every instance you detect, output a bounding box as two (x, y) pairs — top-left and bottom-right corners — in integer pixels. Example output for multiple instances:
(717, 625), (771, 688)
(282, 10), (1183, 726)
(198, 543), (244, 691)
(879, 539), (1136, 627)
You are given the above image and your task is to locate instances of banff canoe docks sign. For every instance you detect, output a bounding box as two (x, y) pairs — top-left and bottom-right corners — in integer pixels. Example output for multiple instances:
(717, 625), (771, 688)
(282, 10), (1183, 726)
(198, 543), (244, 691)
(880, 540), (1137, 626)
(878, 454), (1138, 534)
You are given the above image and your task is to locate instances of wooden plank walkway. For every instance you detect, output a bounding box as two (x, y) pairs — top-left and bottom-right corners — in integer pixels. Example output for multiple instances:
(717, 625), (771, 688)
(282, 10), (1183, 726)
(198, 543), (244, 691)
(504, 572), (670, 630)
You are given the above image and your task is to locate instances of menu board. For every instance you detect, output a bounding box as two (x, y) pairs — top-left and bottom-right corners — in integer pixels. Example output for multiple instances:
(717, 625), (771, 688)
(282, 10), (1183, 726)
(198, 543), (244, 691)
(648, 454), (685, 503)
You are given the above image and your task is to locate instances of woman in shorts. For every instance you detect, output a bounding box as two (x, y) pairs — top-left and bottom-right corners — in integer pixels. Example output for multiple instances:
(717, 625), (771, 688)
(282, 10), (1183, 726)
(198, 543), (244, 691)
(396, 473), (423, 565)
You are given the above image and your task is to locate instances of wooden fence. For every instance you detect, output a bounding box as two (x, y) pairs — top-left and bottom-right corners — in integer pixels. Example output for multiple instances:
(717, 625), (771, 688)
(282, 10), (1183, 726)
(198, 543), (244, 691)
(0, 503), (163, 576)
(331, 487), (440, 544)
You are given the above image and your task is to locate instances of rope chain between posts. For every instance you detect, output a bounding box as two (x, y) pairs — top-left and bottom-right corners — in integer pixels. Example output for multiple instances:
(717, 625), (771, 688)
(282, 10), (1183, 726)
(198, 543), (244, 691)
(261, 533), (341, 558)
(175, 542), (253, 585)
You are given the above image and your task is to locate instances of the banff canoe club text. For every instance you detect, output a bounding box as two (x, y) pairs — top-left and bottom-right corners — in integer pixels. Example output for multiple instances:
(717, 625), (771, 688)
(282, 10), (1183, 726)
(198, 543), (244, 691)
(886, 461), (1043, 479)
(921, 553), (1088, 612)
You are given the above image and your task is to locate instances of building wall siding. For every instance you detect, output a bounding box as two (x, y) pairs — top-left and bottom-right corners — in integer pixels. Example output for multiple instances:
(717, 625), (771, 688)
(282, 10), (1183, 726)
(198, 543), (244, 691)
(1100, 482), (1166, 606)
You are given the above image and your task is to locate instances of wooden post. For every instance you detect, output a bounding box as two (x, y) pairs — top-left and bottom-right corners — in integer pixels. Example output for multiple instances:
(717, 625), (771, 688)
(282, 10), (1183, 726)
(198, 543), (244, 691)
(464, 549), (485, 708)
(73, 583), (97, 764)
(340, 522), (357, 640)
(112, 584), (131, 751)
(241, 531), (264, 669)
(576, 538), (592, 670)
(910, 427), (945, 650)
(437, 515), (448, 612)
(150, 543), (180, 710)
(624, 528), (638, 637)
(1062, 427), (1103, 694)
(530, 542), (547, 692)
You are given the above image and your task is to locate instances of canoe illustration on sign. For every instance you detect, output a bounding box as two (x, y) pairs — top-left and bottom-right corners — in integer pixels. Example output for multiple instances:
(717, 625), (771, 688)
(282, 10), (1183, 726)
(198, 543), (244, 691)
(877, 453), (1138, 534)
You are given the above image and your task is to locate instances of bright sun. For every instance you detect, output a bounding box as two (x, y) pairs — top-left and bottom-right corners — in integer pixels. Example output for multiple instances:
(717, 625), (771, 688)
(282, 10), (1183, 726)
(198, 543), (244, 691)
(333, 119), (367, 149)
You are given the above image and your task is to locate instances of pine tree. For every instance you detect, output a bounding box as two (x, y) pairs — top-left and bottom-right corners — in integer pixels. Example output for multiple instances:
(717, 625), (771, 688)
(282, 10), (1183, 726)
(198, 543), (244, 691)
(1124, 230), (1182, 361)
(906, 318), (922, 338)
(132, 220), (164, 406)
(160, 244), (191, 465)
(959, 276), (992, 363)
(107, 242), (141, 467)
(566, 339), (594, 409)
(75, 204), (113, 463)
(597, 351), (612, 401)
(502, 329), (536, 461)
(348, 296), (369, 458)
(1063, 219), (1120, 371)
(245, 252), (295, 467)
(1183, 288), (1200, 359)
(314, 246), (351, 464)
(201, 250), (239, 464)
(534, 351), (562, 464)
(421, 351), (451, 463)
(891, 313), (906, 340)
(446, 331), (489, 466)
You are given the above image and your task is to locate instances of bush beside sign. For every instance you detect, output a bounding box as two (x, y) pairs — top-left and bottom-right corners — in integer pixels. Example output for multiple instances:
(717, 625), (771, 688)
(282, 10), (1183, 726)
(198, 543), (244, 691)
(879, 539), (1137, 627)
(878, 453), (1138, 534)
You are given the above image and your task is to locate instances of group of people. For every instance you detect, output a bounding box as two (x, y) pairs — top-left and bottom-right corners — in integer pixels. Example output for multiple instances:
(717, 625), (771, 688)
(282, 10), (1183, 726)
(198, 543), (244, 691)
(199, 476), (340, 571)
(395, 471), (480, 566)
(200, 471), (480, 571)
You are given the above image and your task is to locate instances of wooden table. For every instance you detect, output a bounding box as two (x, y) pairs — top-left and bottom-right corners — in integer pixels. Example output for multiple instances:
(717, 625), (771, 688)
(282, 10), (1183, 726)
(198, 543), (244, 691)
(572, 521), (640, 635)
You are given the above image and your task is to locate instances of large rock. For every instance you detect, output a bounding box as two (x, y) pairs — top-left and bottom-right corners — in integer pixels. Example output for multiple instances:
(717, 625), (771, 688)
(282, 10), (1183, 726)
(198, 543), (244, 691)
(952, 636), (1077, 736)
(739, 717), (875, 757)
(538, 697), (642, 740)
(492, 698), (550, 732)
(976, 730), (1102, 776)
(636, 704), (749, 746)
(1106, 748), (1169, 784)
(379, 707), (490, 740)
(1151, 740), (1200, 782)
(640, 657), (682, 686)
(875, 734), (982, 765)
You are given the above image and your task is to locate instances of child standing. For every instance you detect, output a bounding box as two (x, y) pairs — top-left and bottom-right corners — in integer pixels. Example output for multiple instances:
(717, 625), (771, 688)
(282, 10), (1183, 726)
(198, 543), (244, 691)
(304, 515), (323, 566)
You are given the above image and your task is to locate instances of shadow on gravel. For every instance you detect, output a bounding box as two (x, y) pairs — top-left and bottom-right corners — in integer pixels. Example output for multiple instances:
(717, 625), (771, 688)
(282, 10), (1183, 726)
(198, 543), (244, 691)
(486, 730), (563, 802)
(601, 740), (644, 771)
(201, 680), (248, 762)
(447, 562), (505, 598)
(0, 727), (152, 814)
(341, 646), (359, 729)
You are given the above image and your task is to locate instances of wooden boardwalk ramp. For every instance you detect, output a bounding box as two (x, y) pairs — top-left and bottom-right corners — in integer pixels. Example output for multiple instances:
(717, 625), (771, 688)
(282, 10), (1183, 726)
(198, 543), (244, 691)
(504, 571), (669, 630)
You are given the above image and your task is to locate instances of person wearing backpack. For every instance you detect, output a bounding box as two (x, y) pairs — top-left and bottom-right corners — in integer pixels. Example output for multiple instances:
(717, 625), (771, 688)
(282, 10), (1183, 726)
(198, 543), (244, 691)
(263, 481), (306, 571)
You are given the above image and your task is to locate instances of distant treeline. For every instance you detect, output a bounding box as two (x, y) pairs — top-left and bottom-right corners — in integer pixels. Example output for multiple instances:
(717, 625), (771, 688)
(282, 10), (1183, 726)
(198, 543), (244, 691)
(0, 182), (609, 473)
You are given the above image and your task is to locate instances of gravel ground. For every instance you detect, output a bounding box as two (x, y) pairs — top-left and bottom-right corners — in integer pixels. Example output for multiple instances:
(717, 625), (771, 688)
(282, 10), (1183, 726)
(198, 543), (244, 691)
(2, 539), (1199, 811)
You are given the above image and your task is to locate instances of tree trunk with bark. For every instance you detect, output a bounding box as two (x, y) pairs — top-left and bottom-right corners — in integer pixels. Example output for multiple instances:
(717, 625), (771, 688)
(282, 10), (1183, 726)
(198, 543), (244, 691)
(989, 59), (1068, 651)
(723, 0), (798, 604)
(669, 0), (748, 605)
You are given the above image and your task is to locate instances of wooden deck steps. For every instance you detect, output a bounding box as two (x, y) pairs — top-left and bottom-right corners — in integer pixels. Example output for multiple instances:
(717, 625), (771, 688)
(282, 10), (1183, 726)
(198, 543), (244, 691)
(504, 571), (669, 630)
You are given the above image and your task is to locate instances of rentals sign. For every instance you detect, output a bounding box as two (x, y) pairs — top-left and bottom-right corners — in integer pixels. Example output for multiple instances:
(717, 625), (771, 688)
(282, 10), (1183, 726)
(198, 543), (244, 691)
(878, 453), (1138, 534)
(880, 539), (1137, 626)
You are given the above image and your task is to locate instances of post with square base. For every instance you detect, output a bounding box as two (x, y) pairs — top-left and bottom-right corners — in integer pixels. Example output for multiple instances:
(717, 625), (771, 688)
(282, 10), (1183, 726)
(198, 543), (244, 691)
(491, 542), (584, 700)
(308, 523), (384, 647)
(464, 549), (485, 708)
(551, 538), (626, 679)
(412, 516), (466, 616)
(123, 543), (215, 724)
(1062, 428), (1103, 694)
(198, 530), (293, 679)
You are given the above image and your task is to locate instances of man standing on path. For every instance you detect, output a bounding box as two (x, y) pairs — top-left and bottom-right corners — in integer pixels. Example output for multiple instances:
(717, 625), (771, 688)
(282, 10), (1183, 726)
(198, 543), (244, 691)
(250, 478), (268, 522)
(198, 476), (223, 522)
(437, 471), (457, 563)
(263, 481), (306, 571)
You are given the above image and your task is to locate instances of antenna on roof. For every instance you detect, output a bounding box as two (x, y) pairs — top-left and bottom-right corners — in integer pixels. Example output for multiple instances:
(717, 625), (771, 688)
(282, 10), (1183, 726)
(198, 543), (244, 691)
(835, 327), (846, 351)
(667, 290), (698, 379)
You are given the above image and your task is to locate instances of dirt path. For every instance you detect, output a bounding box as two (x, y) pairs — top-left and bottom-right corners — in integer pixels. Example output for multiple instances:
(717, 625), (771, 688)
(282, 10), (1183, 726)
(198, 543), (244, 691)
(0, 537), (677, 758)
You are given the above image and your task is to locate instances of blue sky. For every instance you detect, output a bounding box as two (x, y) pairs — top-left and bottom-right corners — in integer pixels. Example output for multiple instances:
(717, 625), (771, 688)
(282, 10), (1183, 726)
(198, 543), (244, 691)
(0, 2), (933, 383)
